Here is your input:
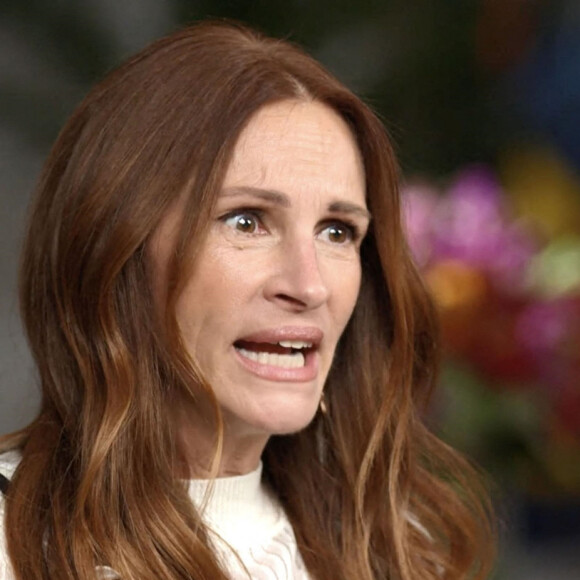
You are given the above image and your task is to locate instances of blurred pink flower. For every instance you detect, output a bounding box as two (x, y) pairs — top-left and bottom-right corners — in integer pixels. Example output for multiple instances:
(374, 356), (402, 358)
(402, 164), (578, 401)
(403, 164), (580, 491)
(402, 182), (439, 266)
(403, 166), (537, 290)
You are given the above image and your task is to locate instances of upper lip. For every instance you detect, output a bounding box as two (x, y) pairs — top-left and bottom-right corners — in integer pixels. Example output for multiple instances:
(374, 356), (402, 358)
(235, 326), (323, 348)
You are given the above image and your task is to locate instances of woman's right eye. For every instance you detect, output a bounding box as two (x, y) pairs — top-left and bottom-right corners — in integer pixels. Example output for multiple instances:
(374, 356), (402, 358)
(222, 211), (265, 234)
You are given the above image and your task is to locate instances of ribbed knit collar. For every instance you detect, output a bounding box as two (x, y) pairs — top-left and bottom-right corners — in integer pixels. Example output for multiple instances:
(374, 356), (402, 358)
(186, 461), (283, 549)
(187, 462), (264, 522)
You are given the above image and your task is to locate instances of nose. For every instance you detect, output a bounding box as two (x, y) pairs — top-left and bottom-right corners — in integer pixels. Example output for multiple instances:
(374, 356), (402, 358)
(264, 238), (330, 311)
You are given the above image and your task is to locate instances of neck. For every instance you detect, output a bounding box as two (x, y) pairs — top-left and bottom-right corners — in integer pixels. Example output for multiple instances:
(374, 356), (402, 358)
(174, 401), (269, 478)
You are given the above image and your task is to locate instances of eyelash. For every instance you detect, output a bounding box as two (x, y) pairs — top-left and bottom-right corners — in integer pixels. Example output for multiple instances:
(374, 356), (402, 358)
(219, 208), (362, 244)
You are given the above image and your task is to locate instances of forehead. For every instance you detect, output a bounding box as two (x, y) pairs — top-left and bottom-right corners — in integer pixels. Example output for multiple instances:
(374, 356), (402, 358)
(224, 99), (366, 204)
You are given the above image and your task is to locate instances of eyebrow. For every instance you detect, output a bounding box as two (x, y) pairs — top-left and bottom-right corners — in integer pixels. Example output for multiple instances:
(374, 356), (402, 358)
(221, 186), (372, 221)
(327, 200), (372, 221)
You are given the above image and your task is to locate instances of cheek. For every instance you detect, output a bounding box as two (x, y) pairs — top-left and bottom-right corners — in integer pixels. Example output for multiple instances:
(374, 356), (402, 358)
(173, 249), (262, 340)
(330, 260), (362, 328)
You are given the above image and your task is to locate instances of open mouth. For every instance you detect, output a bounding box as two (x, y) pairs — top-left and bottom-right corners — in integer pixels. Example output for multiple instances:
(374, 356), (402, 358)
(234, 340), (314, 369)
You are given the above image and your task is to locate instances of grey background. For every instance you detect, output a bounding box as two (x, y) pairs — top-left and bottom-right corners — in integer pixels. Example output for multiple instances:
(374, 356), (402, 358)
(0, 129), (39, 433)
(0, 0), (176, 433)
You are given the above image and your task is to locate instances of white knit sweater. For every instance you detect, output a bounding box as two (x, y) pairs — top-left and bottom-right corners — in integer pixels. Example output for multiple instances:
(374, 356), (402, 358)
(187, 463), (310, 579)
(0, 451), (310, 580)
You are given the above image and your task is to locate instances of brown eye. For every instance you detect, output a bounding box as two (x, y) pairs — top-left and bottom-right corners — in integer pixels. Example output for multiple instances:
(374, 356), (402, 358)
(320, 223), (354, 244)
(328, 226), (347, 243)
(224, 213), (260, 233)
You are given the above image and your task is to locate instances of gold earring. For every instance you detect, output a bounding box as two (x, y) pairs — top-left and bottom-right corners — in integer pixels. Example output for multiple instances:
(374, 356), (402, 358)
(319, 392), (328, 415)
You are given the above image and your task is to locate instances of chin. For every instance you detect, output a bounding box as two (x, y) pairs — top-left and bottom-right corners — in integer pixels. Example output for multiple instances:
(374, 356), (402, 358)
(267, 413), (318, 436)
(228, 400), (320, 437)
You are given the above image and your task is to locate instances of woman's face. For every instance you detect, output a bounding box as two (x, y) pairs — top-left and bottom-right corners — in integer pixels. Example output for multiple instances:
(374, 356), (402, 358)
(151, 100), (369, 440)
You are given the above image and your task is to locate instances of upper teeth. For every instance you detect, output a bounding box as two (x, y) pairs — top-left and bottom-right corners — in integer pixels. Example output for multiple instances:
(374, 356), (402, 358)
(278, 340), (312, 349)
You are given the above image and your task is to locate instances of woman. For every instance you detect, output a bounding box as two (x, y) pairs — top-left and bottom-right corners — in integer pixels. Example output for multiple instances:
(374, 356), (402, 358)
(0, 21), (495, 580)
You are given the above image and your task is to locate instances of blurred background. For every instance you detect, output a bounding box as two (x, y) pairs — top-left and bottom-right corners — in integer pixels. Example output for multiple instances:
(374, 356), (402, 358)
(1, 1), (579, 577)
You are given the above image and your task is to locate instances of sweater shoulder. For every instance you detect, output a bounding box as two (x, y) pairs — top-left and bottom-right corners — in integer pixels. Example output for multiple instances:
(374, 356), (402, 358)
(0, 450), (20, 483)
(0, 450), (20, 580)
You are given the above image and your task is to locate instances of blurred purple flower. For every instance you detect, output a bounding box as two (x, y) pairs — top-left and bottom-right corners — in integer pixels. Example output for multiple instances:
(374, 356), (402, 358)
(431, 167), (508, 262)
(403, 165), (580, 480)
(402, 182), (439, 266)
(517, 299), (567, 353)
(403, 166), (536, 289)
(490, 223), (538, 290)
(516, 297), (580, 391)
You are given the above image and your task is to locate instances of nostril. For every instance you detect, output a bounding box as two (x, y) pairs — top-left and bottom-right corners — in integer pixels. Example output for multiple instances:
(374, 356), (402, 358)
(274, 293), (309, 308)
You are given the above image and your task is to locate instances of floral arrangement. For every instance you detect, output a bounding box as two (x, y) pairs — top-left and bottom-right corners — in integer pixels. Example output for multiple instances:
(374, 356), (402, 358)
(403, 158), (580, 494)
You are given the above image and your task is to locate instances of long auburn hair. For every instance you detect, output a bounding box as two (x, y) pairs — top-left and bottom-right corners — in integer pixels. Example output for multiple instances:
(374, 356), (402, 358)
(1, 21), (495, 580)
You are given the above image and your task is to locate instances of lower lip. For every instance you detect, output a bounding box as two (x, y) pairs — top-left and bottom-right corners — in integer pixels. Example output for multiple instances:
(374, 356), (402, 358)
(234, 347), (319, 382)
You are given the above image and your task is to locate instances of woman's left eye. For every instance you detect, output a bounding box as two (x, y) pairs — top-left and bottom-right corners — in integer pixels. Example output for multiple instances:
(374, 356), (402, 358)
(318, 222), (356, 244)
